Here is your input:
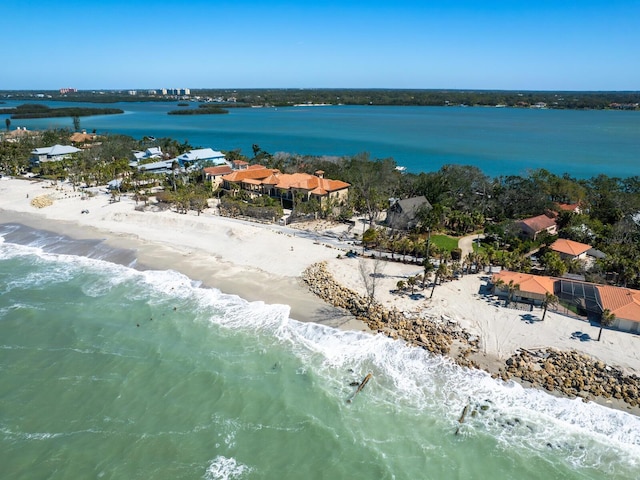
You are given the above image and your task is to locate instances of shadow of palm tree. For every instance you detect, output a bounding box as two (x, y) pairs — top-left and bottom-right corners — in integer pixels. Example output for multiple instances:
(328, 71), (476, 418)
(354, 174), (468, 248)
(520, 313), (540, 324)
(571, 331), (592, 342)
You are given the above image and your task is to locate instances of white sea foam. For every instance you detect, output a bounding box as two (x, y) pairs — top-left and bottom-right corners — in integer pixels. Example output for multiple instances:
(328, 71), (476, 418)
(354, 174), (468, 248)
(169, 271), (640, 471)
(278, 319), (640, 471)
(4, 236), (640, 472)
(109, 252), (640, 471)
(0, 427), (65, 441)
(204, 456), (251, 480)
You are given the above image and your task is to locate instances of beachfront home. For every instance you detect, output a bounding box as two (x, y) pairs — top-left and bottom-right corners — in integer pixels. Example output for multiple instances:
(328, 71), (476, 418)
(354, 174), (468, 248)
(137, 159), (175, 174)
(135, 147), (226, 175)
(595, 285), (640, 334)
(175, 148), (225, 165)
(221, 168), (350, 207)
(492, 271), (556, 306)
(492, 271), (640, 334)
(386, 196), (432, 231)
(203, 164), (233, 189)
(30, 144), (81, 165)
(516, 213), (557, 240)
(133, 147), (163, 161)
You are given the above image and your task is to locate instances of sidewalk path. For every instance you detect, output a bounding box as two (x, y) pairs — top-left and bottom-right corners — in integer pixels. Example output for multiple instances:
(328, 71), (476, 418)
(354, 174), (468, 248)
(458, 233), (485, 258)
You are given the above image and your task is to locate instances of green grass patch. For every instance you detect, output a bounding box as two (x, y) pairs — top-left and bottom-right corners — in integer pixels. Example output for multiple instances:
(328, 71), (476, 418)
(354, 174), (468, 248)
(472, 242), (486, 253)
(430, 234), (459, 251)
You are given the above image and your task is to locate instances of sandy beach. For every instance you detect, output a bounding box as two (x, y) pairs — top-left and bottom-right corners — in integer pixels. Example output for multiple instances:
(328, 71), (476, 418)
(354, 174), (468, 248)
(2, 176), (640, 413)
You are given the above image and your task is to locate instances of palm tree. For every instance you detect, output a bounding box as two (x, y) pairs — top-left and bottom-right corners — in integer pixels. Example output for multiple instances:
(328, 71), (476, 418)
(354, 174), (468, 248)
(484, 245), (496, 267)
(541, 292), (558, 321)
(506, 280), (520, 306)
(422, 259), (434, 288)
(407, 276), (417, 294)
(430, 263), (450, 299)
(494, 278), (520, 306)
(464, 252), (475, 274)
(597, 309), (616, 342)
(475, 251), (489, 273)
(399, 238), (413, 262)
(5, 118), (10, 131)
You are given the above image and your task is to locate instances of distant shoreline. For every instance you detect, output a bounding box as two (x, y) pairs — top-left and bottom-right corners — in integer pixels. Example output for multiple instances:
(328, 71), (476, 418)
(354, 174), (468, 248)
(0, 104), (124, 119)
(1, 89), (638, 110)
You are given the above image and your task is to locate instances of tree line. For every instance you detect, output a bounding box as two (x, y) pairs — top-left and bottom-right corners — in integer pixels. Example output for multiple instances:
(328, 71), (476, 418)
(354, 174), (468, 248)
(2, 129), (640, 290)
(2, 89), (638, 109)
(0, 103), (123, 119)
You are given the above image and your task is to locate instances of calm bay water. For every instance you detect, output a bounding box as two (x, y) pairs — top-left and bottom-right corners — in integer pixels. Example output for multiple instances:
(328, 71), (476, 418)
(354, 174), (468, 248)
(2, 100), (639, 178)
(1, 224), (640, 479)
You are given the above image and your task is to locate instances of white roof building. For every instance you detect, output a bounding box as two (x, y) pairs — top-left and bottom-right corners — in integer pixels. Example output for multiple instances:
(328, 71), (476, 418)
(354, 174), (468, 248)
(137, 159), (175, 174)
(175, 148), (225, 164)
(134, 147), (226, 175)
(30, 144), (81, 164)
(133, 146), (163, 161)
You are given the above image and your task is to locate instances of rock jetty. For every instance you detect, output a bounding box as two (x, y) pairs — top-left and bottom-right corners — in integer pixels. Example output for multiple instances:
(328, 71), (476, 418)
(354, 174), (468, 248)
(499, 348), (640, 407)
(302, 261), (640, 411)
(302, 261), (480, 364)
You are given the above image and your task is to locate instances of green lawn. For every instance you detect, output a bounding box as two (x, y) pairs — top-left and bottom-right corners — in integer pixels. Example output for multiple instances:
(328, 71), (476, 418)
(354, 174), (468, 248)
(430, 234), (459, 251)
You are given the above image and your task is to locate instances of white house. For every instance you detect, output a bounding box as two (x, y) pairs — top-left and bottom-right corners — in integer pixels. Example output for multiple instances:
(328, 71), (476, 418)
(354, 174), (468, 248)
(133, 147), (163, 161)
(137, 159), (175, 174)
(174, 148), (225, 165)
(30, 144), (81, 165)
(134, 147), (226, 174)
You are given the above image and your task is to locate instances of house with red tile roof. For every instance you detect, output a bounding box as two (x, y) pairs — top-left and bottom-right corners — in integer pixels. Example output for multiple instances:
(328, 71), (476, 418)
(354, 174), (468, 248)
(492, 270), (640, 334)
(492, 271), (556, 305)
(203, 164), (234, 188)
(221, 169), (350, 206)
(556, 202), (582, 214)
(516, 213), (557, 239)
(231, 159), (249, 170)
(596, 285), (640, 333)
(549, 238), (592, 261)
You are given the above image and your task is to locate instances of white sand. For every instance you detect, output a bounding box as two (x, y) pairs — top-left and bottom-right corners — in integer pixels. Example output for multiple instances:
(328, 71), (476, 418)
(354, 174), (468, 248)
(2, 177), (640, 379)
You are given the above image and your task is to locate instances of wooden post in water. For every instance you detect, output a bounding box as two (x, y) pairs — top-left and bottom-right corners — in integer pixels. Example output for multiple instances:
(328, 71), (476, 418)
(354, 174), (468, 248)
(455, 403), (470, 435)
(347, 373), (372, 404)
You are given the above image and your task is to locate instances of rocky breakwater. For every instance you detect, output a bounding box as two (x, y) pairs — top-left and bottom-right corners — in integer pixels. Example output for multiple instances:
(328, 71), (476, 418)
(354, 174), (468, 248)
(500, 348), (640, 408)
(303, 261), (640, 412)
(301, 262), (480, 365)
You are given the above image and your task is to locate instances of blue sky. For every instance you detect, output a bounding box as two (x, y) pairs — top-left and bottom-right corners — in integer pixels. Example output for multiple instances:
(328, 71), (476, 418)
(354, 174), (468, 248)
(4, 0), (639, 91)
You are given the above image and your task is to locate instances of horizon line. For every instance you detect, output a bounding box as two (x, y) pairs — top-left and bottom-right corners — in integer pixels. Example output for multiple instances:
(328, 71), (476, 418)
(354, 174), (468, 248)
(2, 88), (640, 94)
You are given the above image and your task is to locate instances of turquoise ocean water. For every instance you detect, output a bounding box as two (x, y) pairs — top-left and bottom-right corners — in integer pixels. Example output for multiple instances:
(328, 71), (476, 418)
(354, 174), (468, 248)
(2, 100), (639, 178)
(2, 224), (640, 479)
(2, 102), (640, 478)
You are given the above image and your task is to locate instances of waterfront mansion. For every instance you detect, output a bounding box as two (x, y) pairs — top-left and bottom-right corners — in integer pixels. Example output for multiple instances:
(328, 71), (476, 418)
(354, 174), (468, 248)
(220, 167), (350, 208)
